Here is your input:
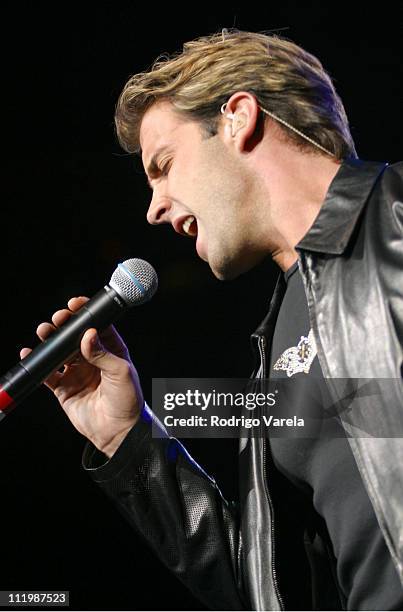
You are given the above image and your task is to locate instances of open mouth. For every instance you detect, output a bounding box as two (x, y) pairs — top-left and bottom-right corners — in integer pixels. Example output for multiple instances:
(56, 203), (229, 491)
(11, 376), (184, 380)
(181, 215), (198, 237)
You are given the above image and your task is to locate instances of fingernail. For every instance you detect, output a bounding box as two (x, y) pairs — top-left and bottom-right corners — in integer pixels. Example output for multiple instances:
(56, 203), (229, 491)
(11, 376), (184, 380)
(91, 333), (101, 349)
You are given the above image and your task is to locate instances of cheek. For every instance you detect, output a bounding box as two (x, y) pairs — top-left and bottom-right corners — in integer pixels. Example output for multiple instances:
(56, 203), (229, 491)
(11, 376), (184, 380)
(172, 158), (203, 198)
(178, 146), (235, 214)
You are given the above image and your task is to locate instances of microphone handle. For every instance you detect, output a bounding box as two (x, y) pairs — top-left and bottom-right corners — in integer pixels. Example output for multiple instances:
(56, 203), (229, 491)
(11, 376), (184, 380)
(0, 285), (126, 417)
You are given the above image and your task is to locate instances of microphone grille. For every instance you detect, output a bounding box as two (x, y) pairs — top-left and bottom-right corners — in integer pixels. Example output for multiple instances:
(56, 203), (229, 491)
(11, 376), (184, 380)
(109, 258), (158, 306)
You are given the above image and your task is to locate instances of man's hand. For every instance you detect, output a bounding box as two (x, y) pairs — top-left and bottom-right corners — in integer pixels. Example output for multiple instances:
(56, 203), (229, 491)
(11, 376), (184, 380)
(20, 297), (143, 458)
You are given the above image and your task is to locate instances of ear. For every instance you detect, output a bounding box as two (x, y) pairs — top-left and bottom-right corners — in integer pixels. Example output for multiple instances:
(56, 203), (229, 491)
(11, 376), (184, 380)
(221, 92), (260, 151)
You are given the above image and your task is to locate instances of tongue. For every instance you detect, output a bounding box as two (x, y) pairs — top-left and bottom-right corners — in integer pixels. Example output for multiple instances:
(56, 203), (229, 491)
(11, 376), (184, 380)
(188, 218), (198, 237)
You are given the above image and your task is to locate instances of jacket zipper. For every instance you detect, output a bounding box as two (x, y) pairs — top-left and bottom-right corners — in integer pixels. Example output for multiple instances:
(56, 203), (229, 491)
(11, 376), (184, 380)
(258, 335), (267, 379)
(258, 335), (284, 611)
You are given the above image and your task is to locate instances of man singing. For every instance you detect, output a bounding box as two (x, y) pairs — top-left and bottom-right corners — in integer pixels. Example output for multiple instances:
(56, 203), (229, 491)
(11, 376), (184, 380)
(22, 30), (403, 610)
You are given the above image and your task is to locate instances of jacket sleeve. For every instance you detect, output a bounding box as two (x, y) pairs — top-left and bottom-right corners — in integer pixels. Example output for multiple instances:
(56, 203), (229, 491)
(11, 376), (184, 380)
(82, 403), (247, 611)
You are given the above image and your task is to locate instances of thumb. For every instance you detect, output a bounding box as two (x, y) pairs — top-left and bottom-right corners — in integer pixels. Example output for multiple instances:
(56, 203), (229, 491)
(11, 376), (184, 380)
(81, 328), (124, 375)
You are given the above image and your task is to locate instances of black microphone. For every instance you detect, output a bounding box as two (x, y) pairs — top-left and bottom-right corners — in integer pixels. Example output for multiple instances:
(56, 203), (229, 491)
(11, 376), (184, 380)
(0, 258), (158, 420)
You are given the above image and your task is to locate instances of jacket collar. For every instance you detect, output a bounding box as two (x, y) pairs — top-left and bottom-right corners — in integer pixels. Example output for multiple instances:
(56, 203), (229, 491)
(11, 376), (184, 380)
(296, 158), (388, 255)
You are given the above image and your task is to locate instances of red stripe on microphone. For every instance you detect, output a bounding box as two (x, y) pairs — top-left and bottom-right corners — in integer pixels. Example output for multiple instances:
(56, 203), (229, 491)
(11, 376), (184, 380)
(0, 386), (14, 412)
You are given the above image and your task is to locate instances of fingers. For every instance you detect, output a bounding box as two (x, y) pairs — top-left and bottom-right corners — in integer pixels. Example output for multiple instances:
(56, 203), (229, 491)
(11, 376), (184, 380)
(35, 297), (89, 337)
(98, 325), (131, 360)
(20, 297), (91, 388)
(37, 321), (57, 341)
(51, 309), (72, 328)
(67, 296), (89, 312)
(51, 296), (88, 328)
(80, 328), (129, 378)
(20, 347), (32, 360)
(22, 295), (131, 383)
(49, 297), (129, 359)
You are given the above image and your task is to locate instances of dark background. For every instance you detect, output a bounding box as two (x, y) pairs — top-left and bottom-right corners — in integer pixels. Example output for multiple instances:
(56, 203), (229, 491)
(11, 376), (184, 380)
(0, 2), (401, 610)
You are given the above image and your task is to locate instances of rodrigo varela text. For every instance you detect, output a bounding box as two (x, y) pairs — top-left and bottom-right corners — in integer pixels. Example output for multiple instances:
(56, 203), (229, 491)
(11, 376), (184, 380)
(164, 414), (304, 429)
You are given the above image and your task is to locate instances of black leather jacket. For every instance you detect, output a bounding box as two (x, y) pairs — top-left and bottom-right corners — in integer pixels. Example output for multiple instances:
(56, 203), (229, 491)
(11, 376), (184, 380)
(83, 159), (403, 610)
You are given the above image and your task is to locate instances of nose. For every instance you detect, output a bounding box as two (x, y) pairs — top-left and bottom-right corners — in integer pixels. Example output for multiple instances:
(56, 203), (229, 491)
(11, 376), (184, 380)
(146, 193), (172, 225)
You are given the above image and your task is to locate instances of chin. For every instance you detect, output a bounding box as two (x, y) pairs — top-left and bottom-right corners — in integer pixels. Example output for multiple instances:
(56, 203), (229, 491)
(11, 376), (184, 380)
(209, 259), (243, 282)
(210, 251), (264, 281)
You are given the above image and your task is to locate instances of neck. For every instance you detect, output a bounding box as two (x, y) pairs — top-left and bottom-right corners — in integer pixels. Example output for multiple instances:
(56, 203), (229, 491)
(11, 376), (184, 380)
(253, 132), (342, 272)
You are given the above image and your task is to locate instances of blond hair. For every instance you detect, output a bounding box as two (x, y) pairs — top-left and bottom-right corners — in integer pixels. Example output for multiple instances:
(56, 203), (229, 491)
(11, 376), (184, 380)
(115, 30), (357, 159)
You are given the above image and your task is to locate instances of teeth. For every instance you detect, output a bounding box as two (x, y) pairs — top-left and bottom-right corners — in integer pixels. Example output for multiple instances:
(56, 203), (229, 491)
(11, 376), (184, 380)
(182, 215), (195, 235)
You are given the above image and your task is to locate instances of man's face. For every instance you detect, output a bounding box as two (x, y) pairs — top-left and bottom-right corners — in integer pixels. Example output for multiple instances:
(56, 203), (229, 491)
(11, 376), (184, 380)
(140, 100), (266, 280)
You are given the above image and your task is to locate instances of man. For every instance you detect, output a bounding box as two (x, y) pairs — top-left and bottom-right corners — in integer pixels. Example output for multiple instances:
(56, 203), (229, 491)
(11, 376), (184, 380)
(21, 30), (402, 609)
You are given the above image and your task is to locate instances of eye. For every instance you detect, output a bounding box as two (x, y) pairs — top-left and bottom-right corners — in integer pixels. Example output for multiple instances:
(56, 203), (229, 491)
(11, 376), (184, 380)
(159, 160), (172, 176)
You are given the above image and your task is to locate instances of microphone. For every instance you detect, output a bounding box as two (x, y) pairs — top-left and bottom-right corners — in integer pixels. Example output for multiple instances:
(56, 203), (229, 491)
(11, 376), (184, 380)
(0, 258), (158, 420)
